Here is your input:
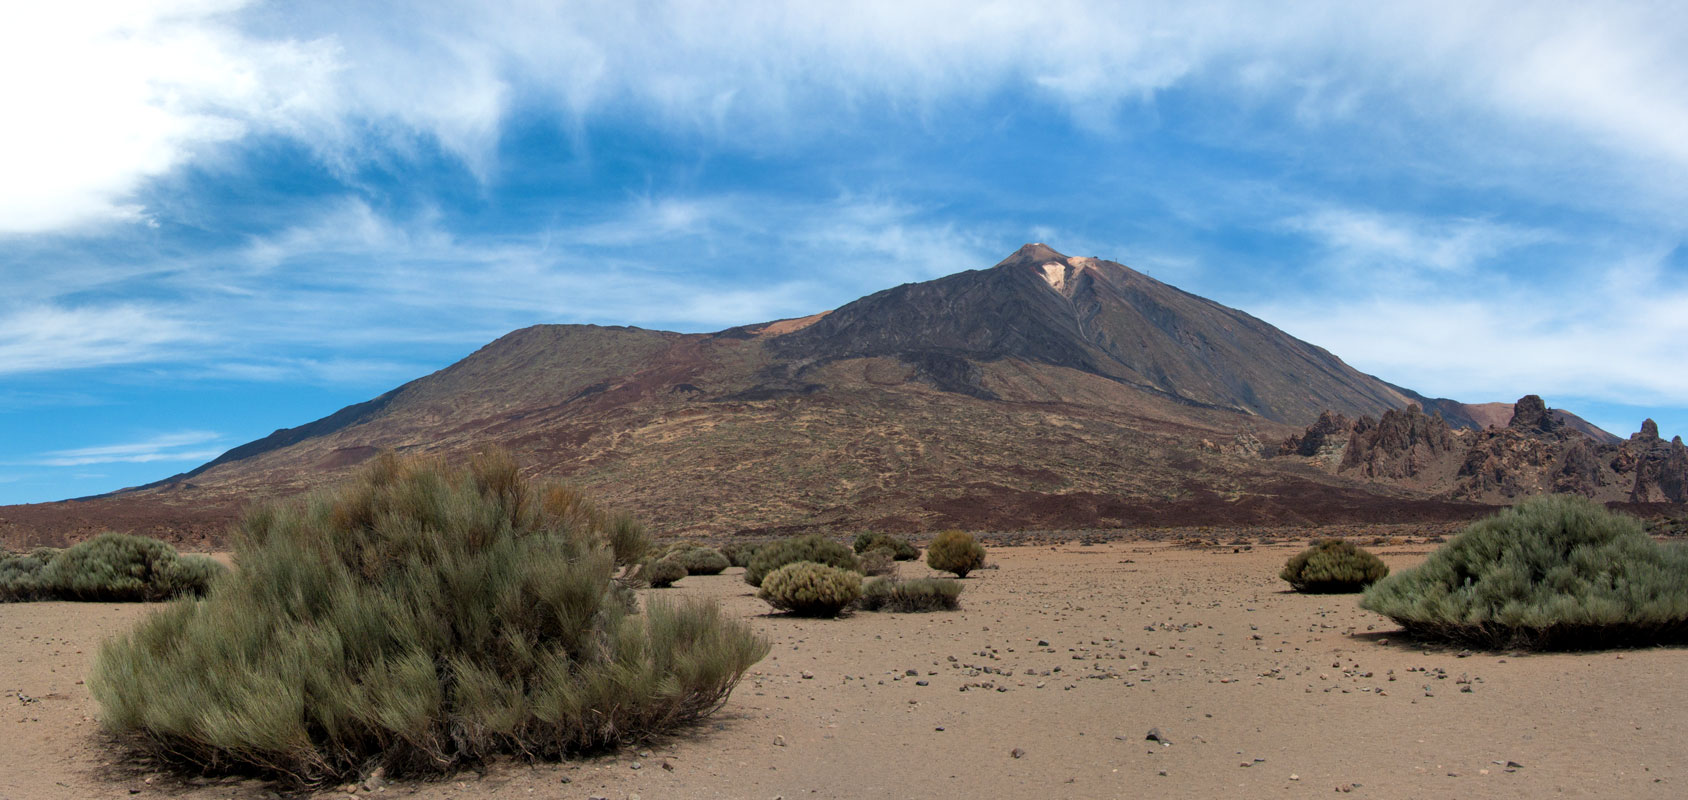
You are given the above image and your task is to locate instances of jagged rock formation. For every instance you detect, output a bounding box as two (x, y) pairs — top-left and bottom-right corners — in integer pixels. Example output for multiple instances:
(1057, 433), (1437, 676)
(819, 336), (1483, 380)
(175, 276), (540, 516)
(1276, 411), (1351, 458)
(1342, 405), (1459, 483)
(1278, 396), (1687, 504)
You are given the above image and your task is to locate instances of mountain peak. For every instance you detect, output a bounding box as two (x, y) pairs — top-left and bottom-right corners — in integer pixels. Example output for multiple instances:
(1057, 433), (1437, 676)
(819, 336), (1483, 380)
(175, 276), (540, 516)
(995, 242), (1071, 268)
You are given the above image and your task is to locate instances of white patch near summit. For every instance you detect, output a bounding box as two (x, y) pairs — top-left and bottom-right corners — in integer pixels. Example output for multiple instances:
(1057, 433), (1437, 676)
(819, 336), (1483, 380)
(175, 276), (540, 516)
(1039, 262), (1066, 291)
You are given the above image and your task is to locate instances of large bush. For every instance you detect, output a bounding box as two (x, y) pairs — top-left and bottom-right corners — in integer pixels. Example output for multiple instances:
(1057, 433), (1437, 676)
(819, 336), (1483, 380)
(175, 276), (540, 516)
(90, 451), (768, 786)
(858, 577), (962, 612)
(1360, 495), (1688, 649)
(852, 532), (919, 561)
(1, 536), (221, 603)
(926, 530), (986, 578)
(743, 535), (860, 587)
(757, 562), (861, 617)
(0, 547), (57, 601)
(1280, 539), (1388, 593)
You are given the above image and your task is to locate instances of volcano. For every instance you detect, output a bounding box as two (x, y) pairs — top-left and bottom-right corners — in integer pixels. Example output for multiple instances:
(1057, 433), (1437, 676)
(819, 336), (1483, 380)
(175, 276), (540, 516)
(0, 245), (1644, 545)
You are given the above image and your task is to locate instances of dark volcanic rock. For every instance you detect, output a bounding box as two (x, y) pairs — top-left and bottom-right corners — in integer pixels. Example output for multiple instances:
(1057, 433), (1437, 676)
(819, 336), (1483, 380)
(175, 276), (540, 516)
(1341, 405), (1458, 481)
(1507, 394), (1563, 435)
(1277, 411), (1352, 457)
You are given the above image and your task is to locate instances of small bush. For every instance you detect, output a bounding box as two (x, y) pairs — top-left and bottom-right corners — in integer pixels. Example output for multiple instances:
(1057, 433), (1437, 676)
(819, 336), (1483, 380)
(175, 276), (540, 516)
(852, 532), (919, 561)
(674, 546), (730, 576)
(720, 542), (761, 568)
(926, 530), (986, 578)
(858, 577), (962, 612)
(1279, 539), (1388, 593)
(90, 450), (768, 786)
(744, 535), (860, 587)
(757, 562), (861, 617)
(1361, 495), (1688, 649)
(642, 556), (688, 588)
(859, 548), (896, 577)
(0, 535), (221, 603)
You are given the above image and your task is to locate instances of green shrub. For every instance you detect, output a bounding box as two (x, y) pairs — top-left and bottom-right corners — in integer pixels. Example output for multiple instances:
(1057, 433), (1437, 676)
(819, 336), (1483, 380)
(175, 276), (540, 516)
(674, 546), (730, 576)
(90, 451), (768, 786)
(0, 547), (57, 601)
(0, 536), (221, 603)
(1279, 539), (1388, 593)
(858, 577), (962, 612)
(926, 530), (986, 578)
(642, 556), (688, 588)
(1360, 495), (1688, 649)
(757, 562), (861, 617)
(852, 532), (919, 560)
(859, 548), (896, 577)
(743, 535), (860, 587)
(720, 542), (761, 568)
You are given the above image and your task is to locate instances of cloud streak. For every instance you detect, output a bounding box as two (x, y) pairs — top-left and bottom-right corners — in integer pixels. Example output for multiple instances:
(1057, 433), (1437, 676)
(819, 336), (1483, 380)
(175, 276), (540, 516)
(35, 430), (226, 466)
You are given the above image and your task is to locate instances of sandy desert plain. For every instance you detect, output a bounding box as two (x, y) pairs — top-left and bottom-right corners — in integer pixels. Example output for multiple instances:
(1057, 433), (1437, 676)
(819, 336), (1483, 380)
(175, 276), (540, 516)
(4, 528), (1684, 800)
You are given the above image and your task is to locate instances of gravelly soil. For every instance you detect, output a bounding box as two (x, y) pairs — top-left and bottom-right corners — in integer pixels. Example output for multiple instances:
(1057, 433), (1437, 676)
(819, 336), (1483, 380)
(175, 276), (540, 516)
(2, 541), (1683, 799)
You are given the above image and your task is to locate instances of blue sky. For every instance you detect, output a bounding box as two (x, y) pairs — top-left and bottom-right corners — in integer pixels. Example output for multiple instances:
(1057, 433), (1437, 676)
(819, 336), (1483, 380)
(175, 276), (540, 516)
(3, 0), (1687, 504)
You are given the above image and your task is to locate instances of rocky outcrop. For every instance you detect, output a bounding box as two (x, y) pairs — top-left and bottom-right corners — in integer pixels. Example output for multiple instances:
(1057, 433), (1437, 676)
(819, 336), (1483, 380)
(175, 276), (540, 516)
(1280, 395), (1686, 506)
(1623, 421), (1688, 503)
(1340, 404), (1459, 481)
(1276, 410), (1351, 458)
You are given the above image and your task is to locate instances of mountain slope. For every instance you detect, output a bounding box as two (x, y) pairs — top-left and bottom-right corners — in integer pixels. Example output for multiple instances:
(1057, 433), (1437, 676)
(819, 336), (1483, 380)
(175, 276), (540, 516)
(0, 245), (1637, 545)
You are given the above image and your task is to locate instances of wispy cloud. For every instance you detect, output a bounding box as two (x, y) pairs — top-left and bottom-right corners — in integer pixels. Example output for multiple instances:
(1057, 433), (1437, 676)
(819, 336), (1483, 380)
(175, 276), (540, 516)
(1256, 246), (1688, 408)
(1283, 207), (1555, 276)
(0, 304), (203, 375)
(35, 430), (226, 467)
(8, 2), (1688, 239)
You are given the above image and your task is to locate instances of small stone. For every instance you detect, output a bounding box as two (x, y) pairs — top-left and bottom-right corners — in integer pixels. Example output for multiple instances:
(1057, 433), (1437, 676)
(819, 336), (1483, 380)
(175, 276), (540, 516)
(1506, 760), (1524, 768)
(1010, 747), (1026, 759)
(905, 669), (919, 676)
(1145, 728), (1171, 745)
(773, 735), (786, 747)
(915, 680), (929, 686)
(800, 671), (814, 679)
(662, 761), (675, 771)
(1289, 774), (1299, 781)
(630, 761), (642, 770)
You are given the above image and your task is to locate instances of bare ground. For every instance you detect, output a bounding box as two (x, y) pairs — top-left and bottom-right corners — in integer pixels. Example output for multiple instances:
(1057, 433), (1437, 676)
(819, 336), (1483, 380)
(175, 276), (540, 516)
(3, 540), (1684, 799)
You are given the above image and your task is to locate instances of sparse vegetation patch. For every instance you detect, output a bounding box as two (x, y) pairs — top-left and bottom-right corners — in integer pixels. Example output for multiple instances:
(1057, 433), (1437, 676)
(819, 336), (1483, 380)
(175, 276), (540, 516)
(89, 451), (767, 786)
(1361, 495), (1688, 649)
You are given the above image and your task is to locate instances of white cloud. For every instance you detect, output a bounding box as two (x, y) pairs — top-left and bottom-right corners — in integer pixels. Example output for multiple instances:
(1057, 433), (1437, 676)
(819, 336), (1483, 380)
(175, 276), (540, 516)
(9, 2), (1688, 236)
(0, 0), (337, 234)
(1255, 248), (1688, 408)
(1284, 207), (1555, 275)
(0, 304), (202, 374)
(35, 430), (225, 466)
